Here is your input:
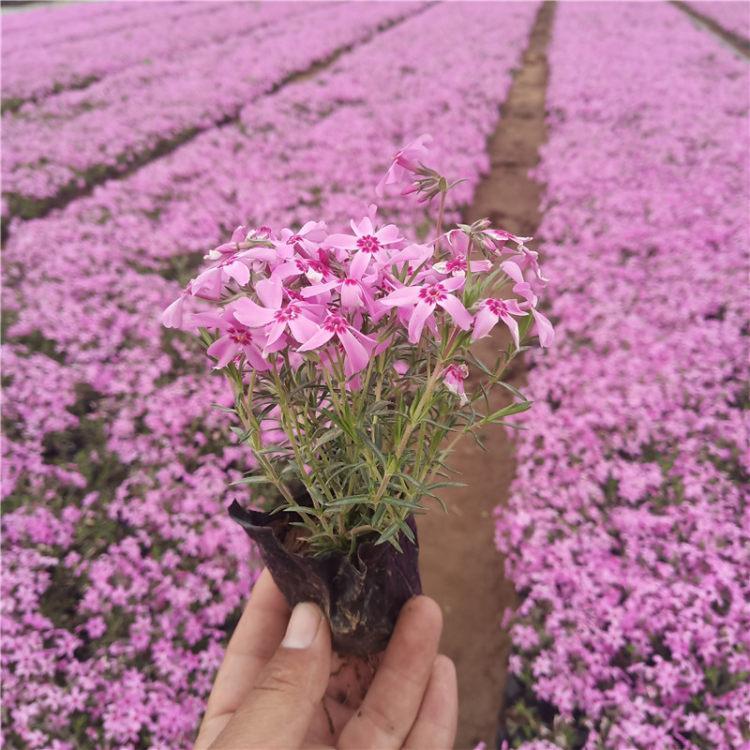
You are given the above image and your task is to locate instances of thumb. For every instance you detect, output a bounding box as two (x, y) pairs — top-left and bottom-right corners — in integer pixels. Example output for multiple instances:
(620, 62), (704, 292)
(210, 602), (331, 750)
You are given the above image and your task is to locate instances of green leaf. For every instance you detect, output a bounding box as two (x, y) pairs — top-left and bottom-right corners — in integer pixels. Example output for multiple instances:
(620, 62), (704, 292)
(477, 401), (533, 427)
(399, 519), (416, 543)
(230, 474), (271, 486)
(497, 381), (527, 401)
(322, 494), (370, 512)
(312, 428), (343, 451)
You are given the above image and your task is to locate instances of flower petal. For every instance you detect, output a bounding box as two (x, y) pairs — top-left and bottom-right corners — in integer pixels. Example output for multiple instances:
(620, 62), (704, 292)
(233, 297), (276, 327)
(408, 301), (434, 343)
(381, 285), (421, 307)
(255, 278), (283, 309)
(438, 294), (473, 330)
(472, 306), (498, 341)
(500, 312), (520, 349)
(339, 329), (369, 375)
(297, 326), (336, 352)
(532, 309), (554, 347)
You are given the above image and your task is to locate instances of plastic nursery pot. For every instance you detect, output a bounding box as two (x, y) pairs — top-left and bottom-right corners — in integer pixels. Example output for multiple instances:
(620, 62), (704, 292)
(228, 500), (422, 656)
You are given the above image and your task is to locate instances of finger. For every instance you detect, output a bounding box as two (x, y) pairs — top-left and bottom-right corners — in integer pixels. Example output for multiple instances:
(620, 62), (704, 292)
(210, 602), (331, 749)
(403, 655), (458, 750)
(338, 596), (443, 750)
(194, 569), (290, 749)
(304, 695), (354, 746)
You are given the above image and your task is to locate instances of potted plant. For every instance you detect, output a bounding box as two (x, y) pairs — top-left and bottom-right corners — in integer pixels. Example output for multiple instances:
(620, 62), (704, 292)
(162, 135), (553, 656)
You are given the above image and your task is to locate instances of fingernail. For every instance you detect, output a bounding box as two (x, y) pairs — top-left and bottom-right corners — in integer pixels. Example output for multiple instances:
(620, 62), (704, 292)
(282, 603), (322, 649)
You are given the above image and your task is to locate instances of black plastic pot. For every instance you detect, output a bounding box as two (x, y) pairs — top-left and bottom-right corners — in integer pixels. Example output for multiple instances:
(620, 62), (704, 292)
(228, 500), (422, 656)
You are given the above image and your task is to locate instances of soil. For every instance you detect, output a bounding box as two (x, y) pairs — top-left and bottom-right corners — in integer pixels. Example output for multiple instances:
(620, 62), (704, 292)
(416, 4), (556, 748)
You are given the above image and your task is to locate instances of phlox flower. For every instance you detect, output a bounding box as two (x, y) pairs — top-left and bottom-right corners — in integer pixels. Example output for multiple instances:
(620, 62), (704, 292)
(274, 221), (329, 258)
(297, 311), (376, 375)
(513, 244), (549, 286)
(500, 260), (538, 307)
(487, 228), (533, 250)
(190, 226), (274, 299)
(375, 133), (432, 197)
(326, 216), (402, 278)
(443, 363), (469, 404)
(271, 252), (334, 286)
(381, 276), (473, 343)
(200, 306), (277, 371)
(472, 297), (527, 348)
(233, 278), (320, 351)
(300, 262), (377, 311)
(434, 230), (492, 276)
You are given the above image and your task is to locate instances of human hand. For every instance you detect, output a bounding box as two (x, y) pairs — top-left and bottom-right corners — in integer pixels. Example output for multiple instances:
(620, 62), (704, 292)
(194, 568), (457, 749)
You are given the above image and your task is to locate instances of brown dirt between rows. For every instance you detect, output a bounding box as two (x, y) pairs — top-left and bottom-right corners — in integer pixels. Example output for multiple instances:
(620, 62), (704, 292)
(416, 4), (555, 748)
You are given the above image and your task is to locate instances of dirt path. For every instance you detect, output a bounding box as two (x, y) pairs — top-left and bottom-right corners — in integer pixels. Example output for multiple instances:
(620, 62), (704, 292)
(417, 4), (555, 747)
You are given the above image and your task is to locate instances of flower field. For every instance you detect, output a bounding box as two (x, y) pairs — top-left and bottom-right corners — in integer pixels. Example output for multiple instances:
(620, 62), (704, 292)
(497, 3), (750, 748)
(1, 2), (748, 750)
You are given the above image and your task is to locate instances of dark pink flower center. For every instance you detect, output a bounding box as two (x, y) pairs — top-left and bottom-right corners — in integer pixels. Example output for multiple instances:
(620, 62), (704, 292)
(485, 298), (508, 316)
(274, 303), (299, 322)
(342, 278), (358, 287)
(445, 364), (466, 381)
(228, 327), (252, 345)
(356, 235), (381, 254)
(418, 283), (447, 304)
(308, 259), (330, 276)
(322, 314), (348, 334)
(446, 257), (467, 273)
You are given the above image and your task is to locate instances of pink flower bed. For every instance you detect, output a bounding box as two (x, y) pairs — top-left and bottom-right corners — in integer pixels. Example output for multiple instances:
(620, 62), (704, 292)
(688, 1), (750, 38)
(1, 2), (183, 56)
(1, 3), (300, 105)
(1, 2), (417, 213)
(1, 4), (539, 747)
(496, 4), (750, 749)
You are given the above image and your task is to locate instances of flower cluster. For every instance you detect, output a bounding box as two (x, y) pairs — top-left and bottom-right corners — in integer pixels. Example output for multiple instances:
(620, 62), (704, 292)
(163, 137), (552, 554)
(1, 3), (540, 746)
(497, 3), (750, 748)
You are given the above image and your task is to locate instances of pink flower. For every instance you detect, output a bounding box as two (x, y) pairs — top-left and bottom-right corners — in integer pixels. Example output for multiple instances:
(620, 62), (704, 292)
(500, 260), (538, 307)
(190, 226), (272, 299)
(203, 307), (275, 371)
(472, 298), (527, 348)
(530, 308), (554, 347)
(487, 228), (533, 250)
(443, 363), (469, 404)
(375, 133), (432, 197)
(434, 230), (492, 276)
(297, 311), (376, 375)
(232, 278), (320, 350)
(274, 221), (328, 258)
(300, 260), (376, 311)
(161, 294), (187, 329)
(326, 216), (402, 277)
(513, 244), (549, 285)
(381, 276), (473, 343)
(271, 251), (334, 285)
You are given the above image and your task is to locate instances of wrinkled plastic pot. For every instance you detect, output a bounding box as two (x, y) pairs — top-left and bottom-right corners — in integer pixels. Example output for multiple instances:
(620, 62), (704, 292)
(228, 501), (422, 656)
